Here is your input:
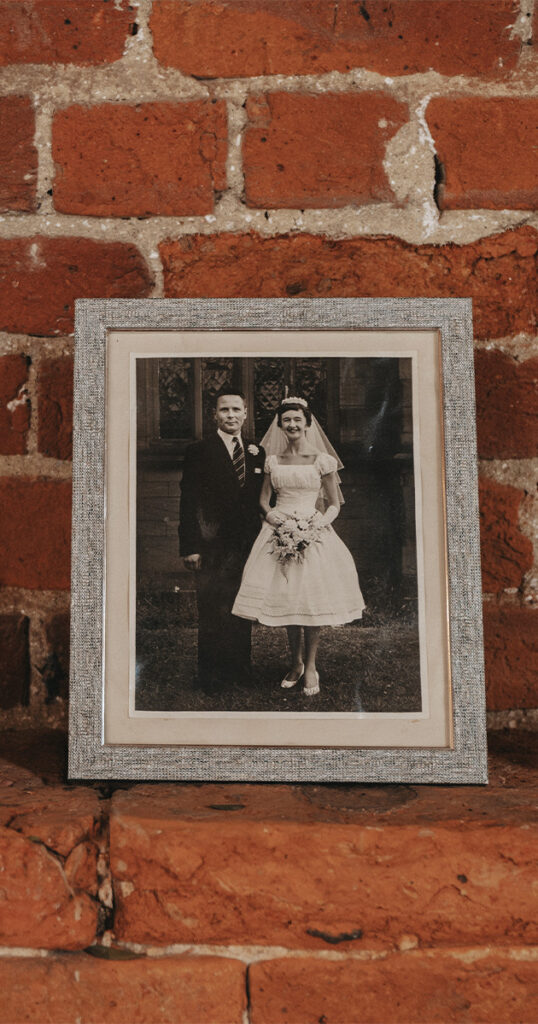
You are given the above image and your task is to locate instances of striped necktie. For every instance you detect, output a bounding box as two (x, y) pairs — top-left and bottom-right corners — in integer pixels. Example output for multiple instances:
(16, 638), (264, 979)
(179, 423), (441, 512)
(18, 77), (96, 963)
(232, 436), (245, 487)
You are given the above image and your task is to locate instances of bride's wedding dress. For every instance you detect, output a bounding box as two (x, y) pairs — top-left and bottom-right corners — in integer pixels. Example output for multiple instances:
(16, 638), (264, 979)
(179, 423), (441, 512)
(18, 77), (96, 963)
(232, 454), (365, 627)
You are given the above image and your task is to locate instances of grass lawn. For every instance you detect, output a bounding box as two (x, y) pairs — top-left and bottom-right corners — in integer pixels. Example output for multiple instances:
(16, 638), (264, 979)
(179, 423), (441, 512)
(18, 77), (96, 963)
(136, 591), (421, 714)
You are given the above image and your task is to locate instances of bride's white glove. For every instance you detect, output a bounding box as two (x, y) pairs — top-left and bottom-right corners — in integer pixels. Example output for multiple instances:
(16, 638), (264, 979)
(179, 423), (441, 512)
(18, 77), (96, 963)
(319, 505), (338, 527)
(266, 509), (286, 527)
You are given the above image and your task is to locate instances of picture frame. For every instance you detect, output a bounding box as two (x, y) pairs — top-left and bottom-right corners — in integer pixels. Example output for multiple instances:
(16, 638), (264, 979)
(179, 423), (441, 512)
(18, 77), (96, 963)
(69, 297), (487, 783)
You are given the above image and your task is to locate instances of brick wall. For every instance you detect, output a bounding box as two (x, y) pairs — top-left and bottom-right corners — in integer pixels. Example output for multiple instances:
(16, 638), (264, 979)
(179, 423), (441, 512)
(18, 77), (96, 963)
(0, 3), (536, 1019)
(0, 0), (536, 725)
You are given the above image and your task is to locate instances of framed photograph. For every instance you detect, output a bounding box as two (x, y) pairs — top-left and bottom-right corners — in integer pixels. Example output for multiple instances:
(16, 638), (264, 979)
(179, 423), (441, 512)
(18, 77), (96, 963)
(69, 298), (487, 783)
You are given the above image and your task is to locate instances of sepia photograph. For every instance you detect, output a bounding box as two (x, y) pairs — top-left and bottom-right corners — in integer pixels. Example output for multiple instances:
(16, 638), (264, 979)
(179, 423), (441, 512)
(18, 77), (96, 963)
(135, 353), (421, 718)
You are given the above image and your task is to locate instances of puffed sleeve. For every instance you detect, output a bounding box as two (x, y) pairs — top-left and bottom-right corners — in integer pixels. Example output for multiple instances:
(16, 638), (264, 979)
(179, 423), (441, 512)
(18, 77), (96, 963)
(316, 453), (338, 475)
(264, 454), (275, 473)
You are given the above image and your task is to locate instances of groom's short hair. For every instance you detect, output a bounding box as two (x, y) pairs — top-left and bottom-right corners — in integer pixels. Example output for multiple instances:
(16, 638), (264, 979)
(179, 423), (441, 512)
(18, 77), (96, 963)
(214, 387), (246, 406)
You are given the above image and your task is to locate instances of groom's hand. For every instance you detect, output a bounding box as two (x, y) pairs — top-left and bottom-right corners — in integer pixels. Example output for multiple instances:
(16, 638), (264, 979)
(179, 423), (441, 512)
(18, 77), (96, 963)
(183, 553), (202, 571)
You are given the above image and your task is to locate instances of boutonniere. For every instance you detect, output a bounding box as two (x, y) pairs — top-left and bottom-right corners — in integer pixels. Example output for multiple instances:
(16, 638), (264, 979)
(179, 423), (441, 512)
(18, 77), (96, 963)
(247, 444), (259, 455)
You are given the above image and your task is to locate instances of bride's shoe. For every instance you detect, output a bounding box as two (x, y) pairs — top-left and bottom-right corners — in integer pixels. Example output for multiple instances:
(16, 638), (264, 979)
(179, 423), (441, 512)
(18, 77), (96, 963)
(281, 663), (304, 688)
(303, 670), (320, 696)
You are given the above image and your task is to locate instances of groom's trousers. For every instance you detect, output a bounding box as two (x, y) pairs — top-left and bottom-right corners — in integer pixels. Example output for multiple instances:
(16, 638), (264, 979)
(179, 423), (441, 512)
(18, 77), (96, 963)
(195, 544), (252, 691)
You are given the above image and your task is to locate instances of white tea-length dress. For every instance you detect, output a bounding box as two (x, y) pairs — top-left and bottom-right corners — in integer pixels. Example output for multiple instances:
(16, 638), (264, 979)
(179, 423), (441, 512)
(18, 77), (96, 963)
(232, 454), (365, 626)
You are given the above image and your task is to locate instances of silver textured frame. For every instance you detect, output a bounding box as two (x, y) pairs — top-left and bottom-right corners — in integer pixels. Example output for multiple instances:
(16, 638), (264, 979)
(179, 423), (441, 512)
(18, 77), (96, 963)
(69, 298), (487, 783)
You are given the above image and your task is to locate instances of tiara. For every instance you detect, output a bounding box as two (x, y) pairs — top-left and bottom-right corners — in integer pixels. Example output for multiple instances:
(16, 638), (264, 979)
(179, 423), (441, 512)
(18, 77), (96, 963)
(281, 396), (308, 407)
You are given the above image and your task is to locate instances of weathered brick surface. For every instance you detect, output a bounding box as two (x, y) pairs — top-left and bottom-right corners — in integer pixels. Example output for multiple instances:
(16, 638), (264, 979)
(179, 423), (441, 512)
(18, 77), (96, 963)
(0, 955), (246, 1024)
(428, 98), (538, 211)
(110, 783), (538, 948)
(0, 478), (71, 589)
(151, 0), (521, 79)
(479, 478), (534, 594)
(0, 769), (99, 859)
(0, 96), (36, 212)
(53, 101), (228, 217)
(0, 828), (98, 949)
(488, 729), (537, 788)
(0, 354), (30, 455)
(42, 611), (70, 702)
(0, 614), (29, 709)
(475, 350), (538, 459)
(64, 841), (99, 897)
(244, 92), (407, 209)
(0, 759), (101, 949)
(0, 237), (152, 336)
(0, 0), (134, 67)
(37, 356), (73, 460)
(0, 729), (66, 785)
(249, 951), (538, 1024)
(483, 605), (538, 710)
(161, 227), (537, 341)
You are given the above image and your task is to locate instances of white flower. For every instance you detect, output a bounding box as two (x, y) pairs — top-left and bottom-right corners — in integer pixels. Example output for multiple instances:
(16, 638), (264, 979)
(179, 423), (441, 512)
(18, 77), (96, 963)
(248, 444), (259, 455)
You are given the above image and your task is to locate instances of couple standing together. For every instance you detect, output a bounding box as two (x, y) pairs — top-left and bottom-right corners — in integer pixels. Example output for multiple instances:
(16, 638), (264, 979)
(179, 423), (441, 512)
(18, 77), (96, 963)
(179, 390), (365, 697)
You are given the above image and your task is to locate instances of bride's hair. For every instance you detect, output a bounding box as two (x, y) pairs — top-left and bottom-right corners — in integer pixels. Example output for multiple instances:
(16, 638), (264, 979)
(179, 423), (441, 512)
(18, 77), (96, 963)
(277, 397), (313, 427)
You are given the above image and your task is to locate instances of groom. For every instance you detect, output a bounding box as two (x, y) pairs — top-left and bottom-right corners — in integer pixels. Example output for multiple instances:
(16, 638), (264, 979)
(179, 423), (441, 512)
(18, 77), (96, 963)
(179, 389), (265, 692)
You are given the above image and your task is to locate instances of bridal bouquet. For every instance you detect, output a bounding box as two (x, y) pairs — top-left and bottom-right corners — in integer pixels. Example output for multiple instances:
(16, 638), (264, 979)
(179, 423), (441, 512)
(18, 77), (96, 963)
(269, 512), (323, 576)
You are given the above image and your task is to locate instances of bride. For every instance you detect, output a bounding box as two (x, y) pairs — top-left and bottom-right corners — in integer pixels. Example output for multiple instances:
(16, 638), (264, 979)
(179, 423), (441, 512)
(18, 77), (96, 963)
(232, 396), (365, 696)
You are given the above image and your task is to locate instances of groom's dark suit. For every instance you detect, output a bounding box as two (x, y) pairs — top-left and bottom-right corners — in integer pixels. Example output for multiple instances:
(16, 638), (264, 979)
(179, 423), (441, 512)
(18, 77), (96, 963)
(179, 433), (265, 690)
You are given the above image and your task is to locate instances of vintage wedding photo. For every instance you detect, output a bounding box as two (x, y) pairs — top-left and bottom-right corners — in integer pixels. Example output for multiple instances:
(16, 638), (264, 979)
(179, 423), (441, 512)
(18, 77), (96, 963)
(135, 352), (422, 716)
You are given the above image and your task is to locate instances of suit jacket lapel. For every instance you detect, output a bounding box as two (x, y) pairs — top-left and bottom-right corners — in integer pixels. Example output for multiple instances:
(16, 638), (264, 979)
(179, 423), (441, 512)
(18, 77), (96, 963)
(211, 433), (240, 488)
(244, 441), (263, 491)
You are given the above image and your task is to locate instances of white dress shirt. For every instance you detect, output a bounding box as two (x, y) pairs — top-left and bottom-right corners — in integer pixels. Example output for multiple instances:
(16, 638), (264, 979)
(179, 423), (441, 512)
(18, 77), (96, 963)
(217, 428), (243, 459)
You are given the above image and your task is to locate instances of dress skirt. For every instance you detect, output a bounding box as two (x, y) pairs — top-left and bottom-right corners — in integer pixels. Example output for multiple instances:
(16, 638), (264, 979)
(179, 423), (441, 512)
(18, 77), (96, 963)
(232, 520), (365, 627)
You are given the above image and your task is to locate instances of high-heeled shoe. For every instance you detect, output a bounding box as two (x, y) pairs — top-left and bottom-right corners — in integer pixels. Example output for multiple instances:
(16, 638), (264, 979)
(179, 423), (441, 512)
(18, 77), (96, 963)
(281, 663), (304, 689)
(303, 670), (320, 696)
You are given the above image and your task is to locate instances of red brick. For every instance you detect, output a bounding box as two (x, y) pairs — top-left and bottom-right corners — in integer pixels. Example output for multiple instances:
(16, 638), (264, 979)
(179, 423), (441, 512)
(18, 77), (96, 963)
(479, 478), (534, 594)
(244, 92), (407, 209)
(64, 841), (99, 896)
(0, 477), (71, 589)
(0, 763), (100, 949)
(37, 356), (73, 460)
(0, 828), (97, 948)
(0, 96), (36, 211)
(0, 354), (30, 455)
(43, 611), (70, 701)
(53, 101), (228, 217)
(0, 775), (100, 859)
(483, 604), (538, 710)
(0, 614), (29, 708)
(0, 758), (45, 792)
(476, 350), (538, 459)
(487, 729), (538, 788)
(0, 0), (135, 67)
(0, 236), (152, 336)
(110, 783), (538, 948)
(161, 227), (538, 341)
(151, 0), (521, 79)
(0, 955), (246, 1024)
(249, 952), (538, 1024)
(428, 98), (538, 211)
(0, 729), (66, 786)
